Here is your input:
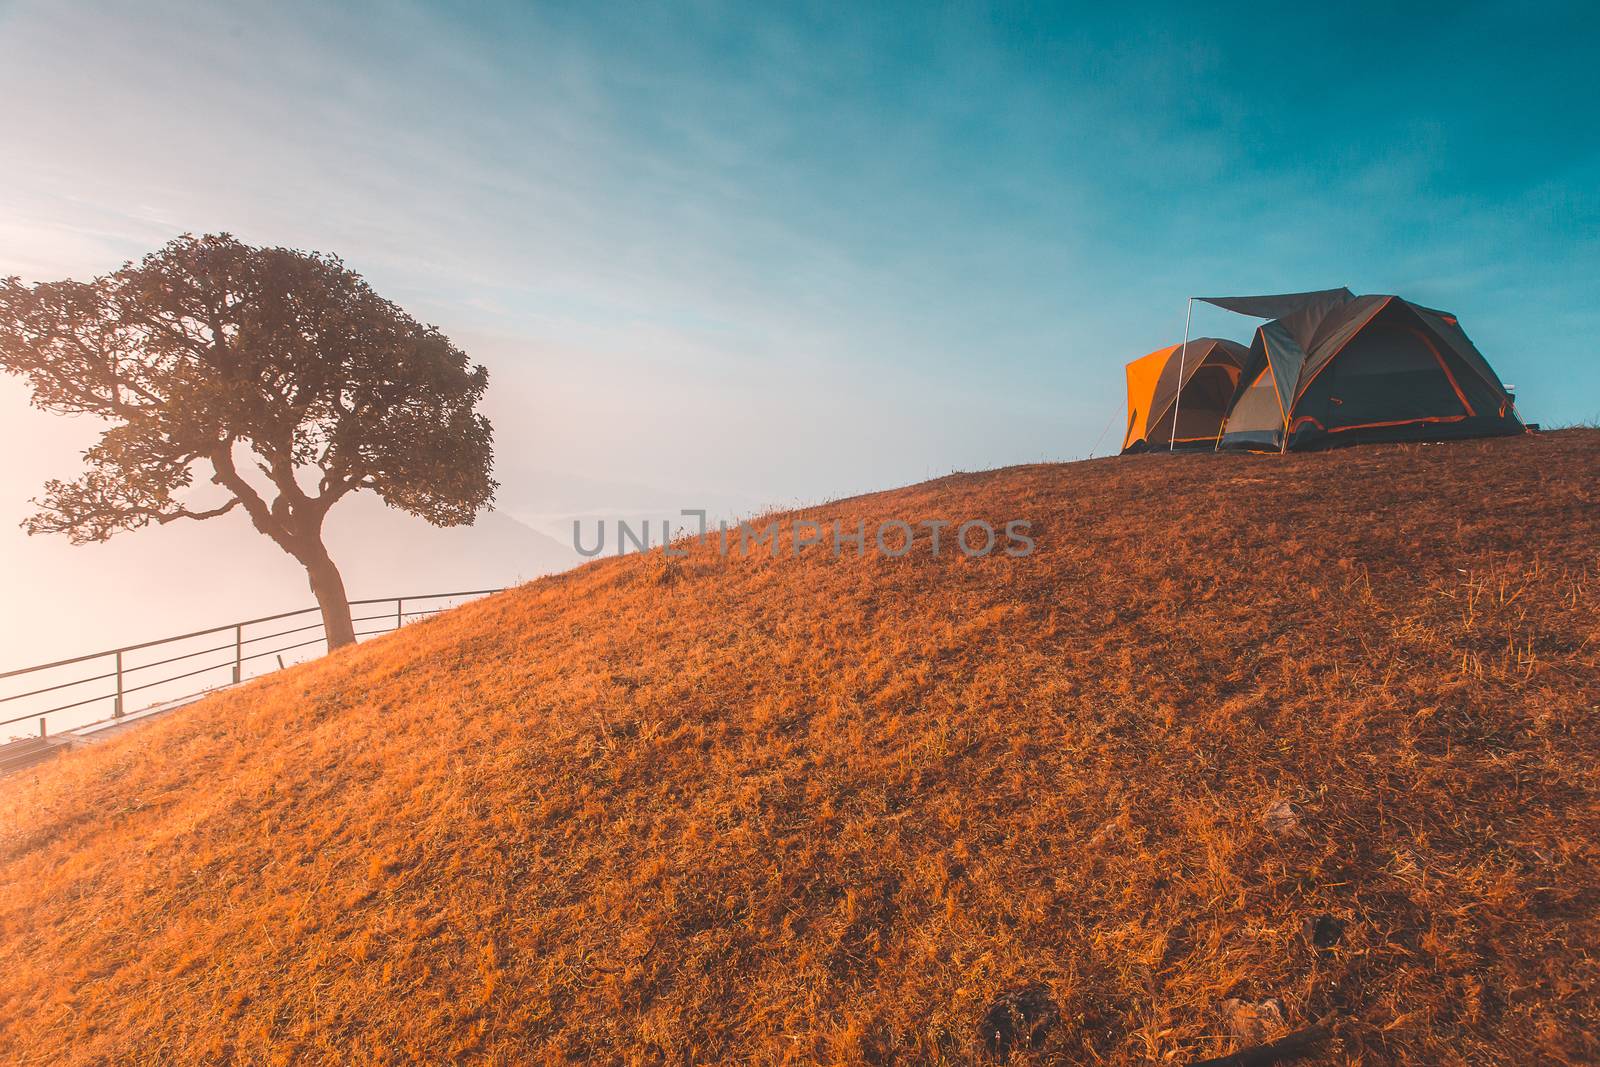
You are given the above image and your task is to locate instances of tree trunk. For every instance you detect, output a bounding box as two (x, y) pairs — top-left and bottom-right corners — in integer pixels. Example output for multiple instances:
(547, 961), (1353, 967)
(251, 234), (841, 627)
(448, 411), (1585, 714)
(300, 540), (357, 650)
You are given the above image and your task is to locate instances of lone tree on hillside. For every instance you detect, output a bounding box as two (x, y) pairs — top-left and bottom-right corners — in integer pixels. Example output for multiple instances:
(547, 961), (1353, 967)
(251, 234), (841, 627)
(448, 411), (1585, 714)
(0, 234), (496, 649)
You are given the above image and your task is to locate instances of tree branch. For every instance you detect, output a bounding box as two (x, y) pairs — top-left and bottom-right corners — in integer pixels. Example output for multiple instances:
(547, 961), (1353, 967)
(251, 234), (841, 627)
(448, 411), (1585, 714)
(210, 444), (294, 553)
(153, 499), (241, 524)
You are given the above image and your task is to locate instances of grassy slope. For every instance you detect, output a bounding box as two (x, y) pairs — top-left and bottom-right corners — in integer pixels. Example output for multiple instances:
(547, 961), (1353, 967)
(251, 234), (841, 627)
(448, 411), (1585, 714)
(2, 431), (1598, 1065)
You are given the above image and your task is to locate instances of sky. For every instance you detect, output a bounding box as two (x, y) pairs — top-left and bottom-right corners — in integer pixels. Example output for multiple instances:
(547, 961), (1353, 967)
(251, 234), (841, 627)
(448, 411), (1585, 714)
(1, 0), (1597, 673)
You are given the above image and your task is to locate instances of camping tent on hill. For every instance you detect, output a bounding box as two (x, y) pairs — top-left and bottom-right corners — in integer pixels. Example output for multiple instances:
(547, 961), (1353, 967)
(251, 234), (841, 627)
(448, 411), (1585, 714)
(1143, 289), (1524, 453)
(1121, 337), (1250, 453)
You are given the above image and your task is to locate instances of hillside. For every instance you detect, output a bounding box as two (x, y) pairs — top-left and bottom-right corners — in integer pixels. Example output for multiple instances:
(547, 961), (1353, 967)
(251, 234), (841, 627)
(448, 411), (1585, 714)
(2, 431), (1598, 1065)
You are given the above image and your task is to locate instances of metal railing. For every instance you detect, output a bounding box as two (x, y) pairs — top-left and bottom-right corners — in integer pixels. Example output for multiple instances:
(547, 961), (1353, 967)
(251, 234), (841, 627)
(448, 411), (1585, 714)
(0, 589), (505, 742)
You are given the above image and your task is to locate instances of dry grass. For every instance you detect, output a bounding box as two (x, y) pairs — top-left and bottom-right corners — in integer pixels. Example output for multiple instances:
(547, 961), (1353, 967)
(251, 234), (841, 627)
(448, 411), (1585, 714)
(2, 430), (1599, 1065)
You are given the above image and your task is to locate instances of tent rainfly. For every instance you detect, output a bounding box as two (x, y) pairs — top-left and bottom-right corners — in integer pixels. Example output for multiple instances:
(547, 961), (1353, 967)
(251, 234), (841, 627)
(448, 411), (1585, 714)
(1121, 289), (1526, 455)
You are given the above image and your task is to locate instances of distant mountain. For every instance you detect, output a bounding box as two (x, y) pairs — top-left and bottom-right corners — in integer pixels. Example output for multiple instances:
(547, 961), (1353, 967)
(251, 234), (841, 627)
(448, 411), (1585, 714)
(491, 458), (785, 546)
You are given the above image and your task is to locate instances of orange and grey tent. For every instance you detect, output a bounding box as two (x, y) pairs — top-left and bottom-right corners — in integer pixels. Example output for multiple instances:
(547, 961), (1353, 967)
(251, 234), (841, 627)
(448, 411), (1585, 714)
(1205, 290), (1525, 452)
(1121, 337), (1249, 453)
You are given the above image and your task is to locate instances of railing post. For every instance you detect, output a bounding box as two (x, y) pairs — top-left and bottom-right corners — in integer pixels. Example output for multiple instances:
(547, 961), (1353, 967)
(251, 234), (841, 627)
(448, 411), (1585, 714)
(233, 624), (242, 684)
(114, 649), (124, 718)
(39, 717), (46, 738)
(396, 597), (403, 631)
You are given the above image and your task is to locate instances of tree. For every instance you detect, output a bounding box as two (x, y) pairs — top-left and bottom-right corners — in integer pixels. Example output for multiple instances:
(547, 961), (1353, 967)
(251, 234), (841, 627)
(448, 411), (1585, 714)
(0, 234), (496, 649)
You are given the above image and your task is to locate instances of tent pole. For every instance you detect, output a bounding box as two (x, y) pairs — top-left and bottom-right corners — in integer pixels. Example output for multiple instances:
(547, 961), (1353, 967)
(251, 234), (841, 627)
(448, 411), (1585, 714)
(1169, 298), (1193, 451)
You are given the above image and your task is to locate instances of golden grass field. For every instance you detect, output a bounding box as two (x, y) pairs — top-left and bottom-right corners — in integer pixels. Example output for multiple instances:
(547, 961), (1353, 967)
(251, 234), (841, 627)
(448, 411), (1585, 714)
(2, 430), (1598, 1065)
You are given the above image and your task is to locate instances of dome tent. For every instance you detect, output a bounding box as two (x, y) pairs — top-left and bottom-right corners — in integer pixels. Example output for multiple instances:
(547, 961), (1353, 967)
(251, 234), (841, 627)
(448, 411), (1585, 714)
(1121, 336), (1250, 453)
(1197, 289), (1526, 452)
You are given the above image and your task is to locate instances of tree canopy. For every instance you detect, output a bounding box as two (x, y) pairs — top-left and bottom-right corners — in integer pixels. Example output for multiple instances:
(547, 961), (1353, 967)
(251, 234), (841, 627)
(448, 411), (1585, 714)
(0, 233), (497, 647)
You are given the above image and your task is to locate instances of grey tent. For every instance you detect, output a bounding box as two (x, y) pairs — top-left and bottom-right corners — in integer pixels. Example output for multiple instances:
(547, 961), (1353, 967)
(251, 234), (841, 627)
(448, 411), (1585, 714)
(1195, 290), (1525, 452)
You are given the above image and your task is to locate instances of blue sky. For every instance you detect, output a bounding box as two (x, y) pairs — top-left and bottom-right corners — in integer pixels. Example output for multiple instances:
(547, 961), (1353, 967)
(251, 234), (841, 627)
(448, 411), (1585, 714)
(1, 0), (1596, 511)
